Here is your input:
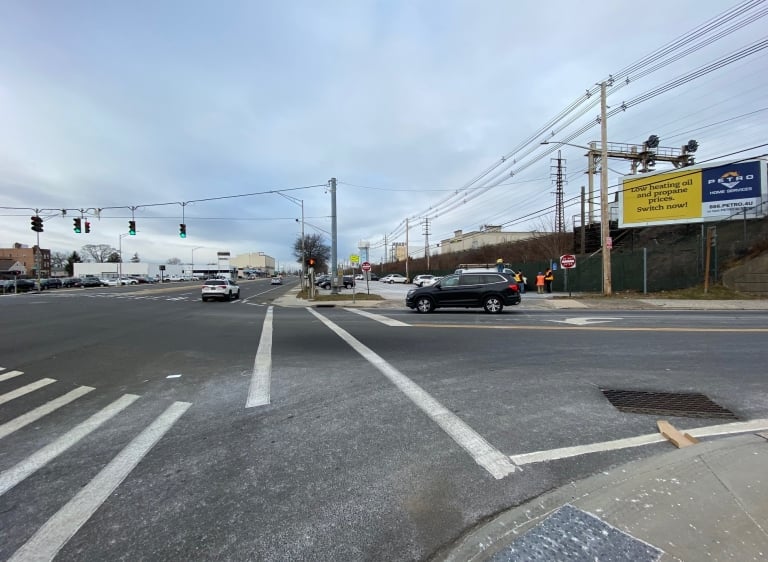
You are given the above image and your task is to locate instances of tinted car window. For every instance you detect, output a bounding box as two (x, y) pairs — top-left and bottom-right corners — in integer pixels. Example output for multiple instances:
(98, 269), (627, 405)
(205, 280), (226, 286)
(460, 274), (484, 285)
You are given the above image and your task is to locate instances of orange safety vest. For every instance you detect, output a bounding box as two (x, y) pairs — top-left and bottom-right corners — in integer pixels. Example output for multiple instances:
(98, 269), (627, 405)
(536, 274), (545, 286)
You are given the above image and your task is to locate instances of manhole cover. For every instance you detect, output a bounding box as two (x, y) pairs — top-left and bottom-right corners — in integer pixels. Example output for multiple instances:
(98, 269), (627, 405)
(601, 388), (737, 419)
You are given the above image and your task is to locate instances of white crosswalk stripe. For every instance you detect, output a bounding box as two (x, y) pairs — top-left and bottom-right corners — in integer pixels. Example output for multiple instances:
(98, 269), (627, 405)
(9, 401), (191, 562)
(0, 367), (193, 559)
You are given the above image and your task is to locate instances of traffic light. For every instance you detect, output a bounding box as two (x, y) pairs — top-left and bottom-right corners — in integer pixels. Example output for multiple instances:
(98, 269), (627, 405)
(84, 221), (91, 233)
(306, 257), (316, 267)
(31, 215), (44, 232)
(179, 223), (186, 238)
(128, 220), (136, 235)
(73, 218), (82, 233)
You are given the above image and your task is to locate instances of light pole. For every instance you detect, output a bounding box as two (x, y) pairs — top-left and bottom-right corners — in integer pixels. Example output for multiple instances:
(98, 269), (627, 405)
(118, 233), (130, 281)
(191, 246), (203, 278)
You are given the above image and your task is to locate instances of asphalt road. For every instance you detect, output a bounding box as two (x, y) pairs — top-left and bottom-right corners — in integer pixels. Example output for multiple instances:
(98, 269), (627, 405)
(1, 279), (767, 561)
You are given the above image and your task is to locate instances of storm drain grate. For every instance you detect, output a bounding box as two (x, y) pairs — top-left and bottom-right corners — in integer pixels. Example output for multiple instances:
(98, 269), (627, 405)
(601, 388), (738, 419)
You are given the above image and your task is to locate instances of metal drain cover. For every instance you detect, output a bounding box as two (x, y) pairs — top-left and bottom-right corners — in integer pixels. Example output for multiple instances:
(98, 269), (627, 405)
(601, 388), (737, 419)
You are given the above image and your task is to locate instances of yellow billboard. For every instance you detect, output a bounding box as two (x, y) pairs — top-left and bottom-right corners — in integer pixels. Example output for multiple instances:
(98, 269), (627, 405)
(622, 169), (702, 225)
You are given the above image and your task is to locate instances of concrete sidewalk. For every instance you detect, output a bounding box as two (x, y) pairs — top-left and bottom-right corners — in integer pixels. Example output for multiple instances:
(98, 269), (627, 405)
(438, 433), (768, 561)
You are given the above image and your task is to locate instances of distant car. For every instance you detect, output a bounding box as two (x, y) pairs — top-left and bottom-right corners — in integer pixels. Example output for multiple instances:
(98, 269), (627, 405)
(422, 276), (442, 287)
(270, 276), (283, 285)
(354, 274), (364, 280)
(61, 277), (82, 288)
(132, 276), (155, 284)
(40, 278), (63, 289)
(369, 273), (380, 281)
(412, 274), (435, 287)
(119, 277), (138, 285)
(381, 273), (408, 284)
(406, 272), (521, 314)
(317, 275), (355, 289)
(166, 275), (183, 282)
(100, 278), (120, 286)
(201, 278), (240, 301)
(81, 277), (103, 288)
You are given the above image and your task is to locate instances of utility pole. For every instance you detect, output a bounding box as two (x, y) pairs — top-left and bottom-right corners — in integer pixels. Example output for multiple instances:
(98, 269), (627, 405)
(551, 151), (565, 233)
(600, 81), (613, 296)
(405, 217), (409, 282)
(422, 217), (431, 270)
(330, 177), (338, 294)
(588, 142), (596, 225)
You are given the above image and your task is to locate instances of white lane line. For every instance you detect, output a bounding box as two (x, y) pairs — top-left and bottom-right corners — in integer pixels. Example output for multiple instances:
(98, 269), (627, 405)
(0, 386), (95, 440)
(0, 394), (139, 496)
(246, 306), (273, 408)
(308, 308), (516, 479)
(0, 370), (24, 382)
(9, 401), (191, 562)
(0, 378), (57, 406)
(344, 308), (410, 327)
(511, 418), (768, 465)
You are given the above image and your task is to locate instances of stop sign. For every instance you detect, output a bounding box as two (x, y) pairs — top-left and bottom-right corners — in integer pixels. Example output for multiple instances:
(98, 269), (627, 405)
(560, 254), (576, 269)
(361, 261), (371, 272)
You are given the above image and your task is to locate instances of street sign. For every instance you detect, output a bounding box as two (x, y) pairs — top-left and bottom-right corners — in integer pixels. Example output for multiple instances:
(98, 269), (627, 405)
(606, 237), (613, 249)
(560, 254), (577, 269)
(350, 254), (360, 263)
(361, 261), (371, 272)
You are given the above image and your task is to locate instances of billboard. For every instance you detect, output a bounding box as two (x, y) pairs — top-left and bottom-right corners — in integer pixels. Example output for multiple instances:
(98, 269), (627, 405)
(619, 158), (766, 227)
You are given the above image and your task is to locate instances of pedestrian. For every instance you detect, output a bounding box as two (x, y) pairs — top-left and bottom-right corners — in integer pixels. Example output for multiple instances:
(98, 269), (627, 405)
(496, 258), (504, 273)
(544, 268), (554, 293)
(536, 271), (545, 294)
(515, 270), (525, 294)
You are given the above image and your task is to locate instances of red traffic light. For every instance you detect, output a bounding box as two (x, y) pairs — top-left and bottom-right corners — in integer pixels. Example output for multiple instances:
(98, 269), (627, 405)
(84, 221), (91, 233)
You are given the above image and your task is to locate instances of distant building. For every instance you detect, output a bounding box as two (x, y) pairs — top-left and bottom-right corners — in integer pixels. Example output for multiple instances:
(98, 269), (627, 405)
(439, 225), (534, 255)
(0, 244), (51, 277)
(230, 252), (275, 277)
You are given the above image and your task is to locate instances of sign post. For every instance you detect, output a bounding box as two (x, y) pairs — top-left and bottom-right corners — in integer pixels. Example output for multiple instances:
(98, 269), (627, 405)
(559, 254), (577, 297)
(361, 261), (371, 294)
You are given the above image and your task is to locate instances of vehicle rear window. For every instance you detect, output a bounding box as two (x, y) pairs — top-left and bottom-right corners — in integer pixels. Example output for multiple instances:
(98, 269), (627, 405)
(205, 280), (226, 286)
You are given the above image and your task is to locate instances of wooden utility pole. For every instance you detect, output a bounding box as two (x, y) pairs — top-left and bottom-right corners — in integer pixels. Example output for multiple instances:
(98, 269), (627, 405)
(704, 226), (713, 293)
(600, 81), (612, 296)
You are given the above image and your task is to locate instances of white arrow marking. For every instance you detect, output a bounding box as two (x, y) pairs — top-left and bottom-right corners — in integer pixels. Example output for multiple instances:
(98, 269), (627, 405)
(550, 317), (623, 326)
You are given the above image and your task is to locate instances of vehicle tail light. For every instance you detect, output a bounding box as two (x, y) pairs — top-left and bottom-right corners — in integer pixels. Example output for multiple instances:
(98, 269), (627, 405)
(509, 283), (519, 292)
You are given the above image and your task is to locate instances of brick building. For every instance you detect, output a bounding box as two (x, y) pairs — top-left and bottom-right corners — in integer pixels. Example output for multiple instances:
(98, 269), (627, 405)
(0, 243), (51, 278)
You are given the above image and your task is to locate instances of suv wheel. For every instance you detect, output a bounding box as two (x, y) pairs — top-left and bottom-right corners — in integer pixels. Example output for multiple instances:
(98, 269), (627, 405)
(234, 291), (240, 300)
(483, 295), (504, 314)
(415, 296), (434, 313)
(228, 291), (233, 300)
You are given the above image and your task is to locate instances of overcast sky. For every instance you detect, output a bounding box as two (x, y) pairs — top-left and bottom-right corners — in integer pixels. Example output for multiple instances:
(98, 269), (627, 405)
(1, 0), (766, 269)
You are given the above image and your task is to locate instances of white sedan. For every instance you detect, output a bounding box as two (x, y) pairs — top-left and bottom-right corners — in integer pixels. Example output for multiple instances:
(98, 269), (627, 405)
(99, 278), (120, 286)
(381, 274), (409, 284)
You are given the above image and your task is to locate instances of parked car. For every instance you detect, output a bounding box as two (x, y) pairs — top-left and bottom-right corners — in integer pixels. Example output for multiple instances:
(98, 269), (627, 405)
(13, 278), (36, 292)
(270, 276), (283, 285)
(412, 274), (435, 287)
(314, 274), (331, 287)
(80, 276), (104, 287)
(100, 278), (121, 286)
(201, 278), (240, 301)
(406, 272), (521, 314)
(354, 274), (364, 280)
(40, 278), (63, 289)
(317, 275), (355, 289)
(381, 273), (408, 284)
(422, 276), (442, 287)
(131, 276), (155, 284)
(61, 277), (82, 288)
(119, 277), (138, 285)
(369, 272), (380, 281)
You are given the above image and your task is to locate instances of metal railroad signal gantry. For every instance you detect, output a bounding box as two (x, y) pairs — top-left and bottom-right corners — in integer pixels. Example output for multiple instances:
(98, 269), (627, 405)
(73, 218), (82, 233)
(128, 220), (136, 235)
(179, 223), (187, 238)
(31, 215), (44, 232)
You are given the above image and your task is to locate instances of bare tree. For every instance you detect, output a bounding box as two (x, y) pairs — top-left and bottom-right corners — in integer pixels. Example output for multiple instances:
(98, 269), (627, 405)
(50, 251), (68, 270)
(166, 257), (182, 265)
(130, 252), (140, 263)
(81, 244), (118, 263)
(293, 234), (330, 270)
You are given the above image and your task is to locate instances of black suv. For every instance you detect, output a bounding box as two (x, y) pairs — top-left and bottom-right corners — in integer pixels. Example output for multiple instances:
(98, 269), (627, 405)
(317, 275), (355, 289)
(406, 272), (521, 313)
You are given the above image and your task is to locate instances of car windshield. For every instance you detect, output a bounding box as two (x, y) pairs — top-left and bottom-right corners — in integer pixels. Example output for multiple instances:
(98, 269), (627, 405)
(205, 280), (226, 286)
